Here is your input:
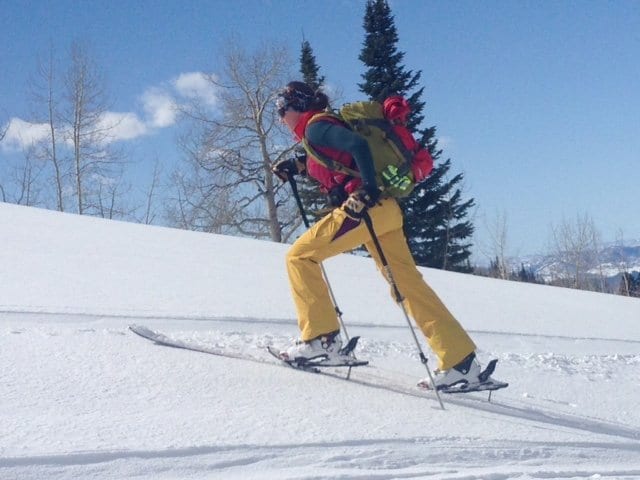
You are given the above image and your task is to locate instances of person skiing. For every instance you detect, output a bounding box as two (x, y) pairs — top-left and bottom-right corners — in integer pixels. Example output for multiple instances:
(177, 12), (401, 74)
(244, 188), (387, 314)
(272, 81), (483, 390)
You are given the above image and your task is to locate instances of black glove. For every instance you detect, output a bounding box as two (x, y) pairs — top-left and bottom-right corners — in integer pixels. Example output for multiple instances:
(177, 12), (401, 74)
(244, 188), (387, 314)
(327, 185), (348, 207)
(342, 185), (381, 219)
(272, 153), (307, 182)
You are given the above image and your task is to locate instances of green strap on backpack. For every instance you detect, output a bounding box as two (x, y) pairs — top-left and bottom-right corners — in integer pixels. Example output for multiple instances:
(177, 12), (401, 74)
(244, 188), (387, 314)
(302, 101), (416, 198)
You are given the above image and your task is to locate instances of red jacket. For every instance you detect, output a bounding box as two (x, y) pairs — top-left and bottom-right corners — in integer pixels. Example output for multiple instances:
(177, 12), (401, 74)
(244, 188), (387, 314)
(294, 111), (362, 194)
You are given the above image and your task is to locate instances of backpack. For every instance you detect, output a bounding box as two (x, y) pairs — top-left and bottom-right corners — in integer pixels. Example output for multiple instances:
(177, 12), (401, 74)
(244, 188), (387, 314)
(301, 96), (433, 198)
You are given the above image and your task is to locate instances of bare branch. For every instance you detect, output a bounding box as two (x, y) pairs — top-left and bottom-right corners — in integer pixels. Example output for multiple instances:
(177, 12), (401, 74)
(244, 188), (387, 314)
(549, 213), (603, 291)
(168, 40), (298, 242)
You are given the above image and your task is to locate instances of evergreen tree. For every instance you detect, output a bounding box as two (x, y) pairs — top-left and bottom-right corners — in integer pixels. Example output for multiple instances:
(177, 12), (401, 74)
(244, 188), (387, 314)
(402, 160), (474, 271)
(631, 272), (640, 297)
(619, 271), (640, 297)
(358, 0), (475, 272)
(297, 39), (328, 222)
(300, 40), (325, 91)
(518, 263), (540, 283)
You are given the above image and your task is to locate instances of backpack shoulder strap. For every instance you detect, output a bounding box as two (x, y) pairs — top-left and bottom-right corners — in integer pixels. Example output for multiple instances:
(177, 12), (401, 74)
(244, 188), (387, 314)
(301, 112), (361, 178)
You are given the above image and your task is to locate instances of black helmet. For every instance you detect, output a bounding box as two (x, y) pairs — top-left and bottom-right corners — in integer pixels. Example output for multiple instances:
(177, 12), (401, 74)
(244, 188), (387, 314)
(276, 81), (315, 117)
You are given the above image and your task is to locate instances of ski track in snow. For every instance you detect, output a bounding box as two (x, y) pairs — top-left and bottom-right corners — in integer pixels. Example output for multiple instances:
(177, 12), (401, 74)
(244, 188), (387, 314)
(2, 440), (640, 480)
(3, 309), (640, 345)
(2, 316), (639, 480)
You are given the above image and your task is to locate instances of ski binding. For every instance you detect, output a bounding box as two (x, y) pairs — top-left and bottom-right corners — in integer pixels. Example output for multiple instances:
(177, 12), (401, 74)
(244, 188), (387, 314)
(267, 336), (368, 372)
(417, 359), (509, 394)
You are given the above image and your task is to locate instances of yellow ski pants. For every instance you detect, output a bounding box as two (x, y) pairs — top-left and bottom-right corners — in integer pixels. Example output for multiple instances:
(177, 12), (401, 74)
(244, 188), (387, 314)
(286, 197), (476, 370)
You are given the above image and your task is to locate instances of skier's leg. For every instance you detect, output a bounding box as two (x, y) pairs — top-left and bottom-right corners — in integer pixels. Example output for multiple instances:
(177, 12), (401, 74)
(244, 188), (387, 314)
(364, 201), (476, 371)
(286, 208), (367, 340)
(286, 198), (400, 341)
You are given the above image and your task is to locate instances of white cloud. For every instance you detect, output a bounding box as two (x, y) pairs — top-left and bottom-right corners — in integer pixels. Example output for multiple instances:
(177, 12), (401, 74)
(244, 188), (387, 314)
(141, 87), (177, 128)
(1, 72), (222, 151)
(1, 118), (50, 151)
(99, 111), (149, 143)
(173, 72), (218, 107)
(0, 113), (149, 151)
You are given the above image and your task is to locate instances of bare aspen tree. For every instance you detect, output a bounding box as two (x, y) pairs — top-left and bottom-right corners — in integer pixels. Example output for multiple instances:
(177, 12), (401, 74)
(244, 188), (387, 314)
(23, 41), (127, 216)
(481, 209), (510, 279)
(614, 230), (631, 296)
(15, 147), (44, 206)
(0, 111), (45, 205)
(29, 46), (65, 211)
(1, 145), (46, 206)
(172, 40), (299, 242)
(590, 227), (606, 293)
(140, 159), (163, 225)
(60, 41), (124, 216)
(95, 169), (133, 220)
(550, 213), (602, 290)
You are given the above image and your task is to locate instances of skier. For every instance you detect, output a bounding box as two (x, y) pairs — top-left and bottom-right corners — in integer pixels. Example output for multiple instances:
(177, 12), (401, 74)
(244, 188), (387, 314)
(272, 81), (483, 390)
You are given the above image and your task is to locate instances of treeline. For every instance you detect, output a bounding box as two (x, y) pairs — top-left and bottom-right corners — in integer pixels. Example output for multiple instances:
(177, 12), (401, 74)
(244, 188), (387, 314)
(477, 257), (640, 298)
(475, 212), (640, 298)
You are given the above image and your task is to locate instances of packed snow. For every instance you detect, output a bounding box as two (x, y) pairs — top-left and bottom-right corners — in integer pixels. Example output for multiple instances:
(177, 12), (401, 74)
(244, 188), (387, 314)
(1, 202), (639, 480)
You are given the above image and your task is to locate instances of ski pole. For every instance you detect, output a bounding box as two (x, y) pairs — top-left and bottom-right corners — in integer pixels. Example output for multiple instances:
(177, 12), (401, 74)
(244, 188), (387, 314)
(288, 175), (350, 341)
(362, 211), (445, 410)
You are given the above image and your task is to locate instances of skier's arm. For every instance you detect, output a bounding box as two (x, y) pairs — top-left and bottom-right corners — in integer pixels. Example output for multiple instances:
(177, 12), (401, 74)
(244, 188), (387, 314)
(306, 121), (378, 190)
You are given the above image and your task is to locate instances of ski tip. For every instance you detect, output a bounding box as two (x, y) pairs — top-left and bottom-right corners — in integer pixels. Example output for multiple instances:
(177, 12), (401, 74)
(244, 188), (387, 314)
(129, 324), (152, 335)
(129, 324), (142, 334)
(266, 345), (284, 359)
(129, 324), (149, 332)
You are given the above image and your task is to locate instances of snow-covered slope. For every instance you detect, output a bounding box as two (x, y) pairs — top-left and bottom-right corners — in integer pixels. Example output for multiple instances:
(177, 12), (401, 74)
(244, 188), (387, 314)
(1, 202), (639, 480)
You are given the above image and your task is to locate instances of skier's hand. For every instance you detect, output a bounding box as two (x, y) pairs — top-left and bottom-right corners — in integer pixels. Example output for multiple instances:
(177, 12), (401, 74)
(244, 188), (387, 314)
(327, 185), (348, 207)
(272, 153), (307, 183)
(342, 185), (381, 219)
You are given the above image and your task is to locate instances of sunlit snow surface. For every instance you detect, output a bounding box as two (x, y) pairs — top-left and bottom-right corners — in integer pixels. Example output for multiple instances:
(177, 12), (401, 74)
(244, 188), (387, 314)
(1, 203), (639, 479)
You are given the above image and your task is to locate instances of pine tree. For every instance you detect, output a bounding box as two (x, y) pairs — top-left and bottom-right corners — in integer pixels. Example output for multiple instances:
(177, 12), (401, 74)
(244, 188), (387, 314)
(300, 40), (325, 91)
(358, 0), (475, 272)
(631, 272), (640, 297)
(619, 271), (640, 297)
(297, 39), (328, 222)
(402, 160), (474, 271)
(517, 263), (540, 283)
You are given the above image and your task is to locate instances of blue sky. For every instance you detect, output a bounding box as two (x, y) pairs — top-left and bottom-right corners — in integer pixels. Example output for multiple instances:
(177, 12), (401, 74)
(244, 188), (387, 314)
(1, 0), (639, 258)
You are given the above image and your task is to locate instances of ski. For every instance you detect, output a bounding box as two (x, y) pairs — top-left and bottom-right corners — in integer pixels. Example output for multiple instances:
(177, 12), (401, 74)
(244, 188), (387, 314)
(129, 324), (252, 362)
(130, 325), (503, 400)
(417, 359), (509, 394)
(266, 335), (369, 371)
(129, 324), (367, 370)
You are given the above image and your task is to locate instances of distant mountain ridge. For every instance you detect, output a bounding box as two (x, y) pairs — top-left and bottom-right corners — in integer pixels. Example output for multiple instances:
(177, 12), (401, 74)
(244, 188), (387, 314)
(516, 240), (640, 290)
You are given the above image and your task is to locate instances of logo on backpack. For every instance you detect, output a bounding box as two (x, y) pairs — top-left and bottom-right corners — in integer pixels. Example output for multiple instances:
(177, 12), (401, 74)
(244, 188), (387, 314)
(302, 95), (433, 197)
